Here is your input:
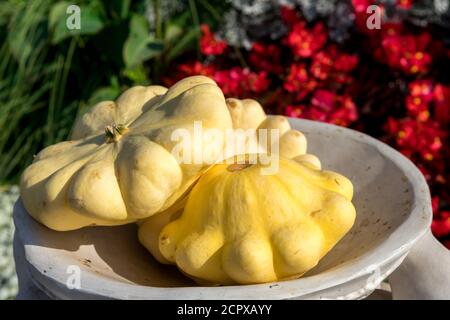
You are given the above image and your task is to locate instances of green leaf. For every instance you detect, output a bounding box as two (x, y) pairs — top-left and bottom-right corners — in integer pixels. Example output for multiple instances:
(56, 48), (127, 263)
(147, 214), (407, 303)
(49, 2), (69, 30)
(163, 11), (190, 44)
(198, 0), (223, 22)
(122, 65), (149, 85)
(50, 2), (105, 44)
(164, 23), (183, 44)
(87, 85), (121, 106)
(112, 0), (131, 19)
(166, 27), (199, 62)
(123, 14), (164, 68)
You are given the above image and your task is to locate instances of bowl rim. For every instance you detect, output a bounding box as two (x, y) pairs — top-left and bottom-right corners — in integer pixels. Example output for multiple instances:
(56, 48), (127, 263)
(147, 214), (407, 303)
(14, 118), (432, 300)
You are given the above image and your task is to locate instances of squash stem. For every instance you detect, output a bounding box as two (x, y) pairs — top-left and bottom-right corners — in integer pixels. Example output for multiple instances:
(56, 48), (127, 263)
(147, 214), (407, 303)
(105, 124), (128, 143)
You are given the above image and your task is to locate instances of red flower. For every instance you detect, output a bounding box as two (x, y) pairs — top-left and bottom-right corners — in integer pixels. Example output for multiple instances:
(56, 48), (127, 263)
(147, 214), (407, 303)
(178, 61), (215, 76)
(432, 217), (450, 238)
(213, 67), (270, 97)
(352, 0), (373, 13)
(280, 6), (301, 25)
(380, 33), (432, 74)
(286, 105), (304, 118)
(200, 24), (227, 56)
(310, 50), (333, 80)
(432, 196), (440, 216)
(249, 42), (283, 73)
(310, 45), (358, 84)
(352, 0), (384, 34)
(165, 61), (269, 98)
(404, 102), (428, 118)
(387, 118), (444, 161)
(433, 84), (450, 125)
(400, 50), (432, 75)
(291, 90), (358, 127)
(382, 23), (404, 37)
(284, 63), (316, 100)
(396, 0), (413, 9)
(333, 96), (359, 126)
(405, 80), (433, 121)
(409, 80), (434, 98)
(335, 52), (359, 73)
(163, 61), (215, 86)
(311, 89), (336, 111)
(285, 21), (327, 58)
(247, 70), (271, 93)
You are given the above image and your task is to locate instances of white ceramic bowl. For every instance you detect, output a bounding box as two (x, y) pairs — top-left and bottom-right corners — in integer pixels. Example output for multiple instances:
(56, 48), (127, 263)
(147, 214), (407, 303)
(13, 118), (432, 299)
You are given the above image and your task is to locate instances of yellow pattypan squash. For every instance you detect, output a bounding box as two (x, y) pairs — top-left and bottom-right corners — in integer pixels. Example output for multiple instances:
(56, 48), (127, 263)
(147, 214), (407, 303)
(20, 76), (232, 231)
(139, 98), (322, 264)
(143, 156), (355, 285)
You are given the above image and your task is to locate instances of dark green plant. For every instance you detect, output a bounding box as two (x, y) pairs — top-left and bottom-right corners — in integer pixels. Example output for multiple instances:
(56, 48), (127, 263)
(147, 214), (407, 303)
(0, 0), (228, 184)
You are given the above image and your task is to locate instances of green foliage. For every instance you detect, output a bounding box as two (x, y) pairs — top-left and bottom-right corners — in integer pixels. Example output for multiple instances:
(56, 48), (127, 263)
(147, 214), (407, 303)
(0, 0), (229, 184)
(123, 14), (164, 68)
(49, 1), (106, 44)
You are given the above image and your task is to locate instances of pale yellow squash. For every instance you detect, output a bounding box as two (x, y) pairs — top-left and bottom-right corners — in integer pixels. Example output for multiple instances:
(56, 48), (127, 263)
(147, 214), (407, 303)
(20, 76), (232, 231)
(225, 98), (321, 169)
(225, 98), (267, 130)
(154, 156), (356, 285)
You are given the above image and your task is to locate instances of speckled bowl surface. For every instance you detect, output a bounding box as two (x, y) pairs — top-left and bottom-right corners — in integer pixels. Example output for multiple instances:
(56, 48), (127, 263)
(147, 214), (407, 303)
(13, 118), (432, 299)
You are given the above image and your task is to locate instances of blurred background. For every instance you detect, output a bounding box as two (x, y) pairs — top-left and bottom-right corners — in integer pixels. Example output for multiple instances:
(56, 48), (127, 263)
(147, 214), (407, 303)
(0, 0), (449, 299)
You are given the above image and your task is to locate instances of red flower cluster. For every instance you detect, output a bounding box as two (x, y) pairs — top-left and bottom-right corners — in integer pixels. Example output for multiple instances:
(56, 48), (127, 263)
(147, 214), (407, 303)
(287, 90), (358, 127)
(406, 80), (434, 121)
(249, 42), (283, 73)
(280, 8), (359, 126)
(386, 80), (449, 241)
(387, 80), (449, 163)
(164, 4), (450, 247)
(397, 0), (413, 9)
(214, 68), (270, 96)
(310, 45), (358, 83)
(164, 25), (270, 97)
(285, 20), (327, 58)
(175, 61), (215, 78)
(167, 63), (269, 98)
(432, 197), (450, 238)
(170, 9), (359, 127)
(352, 0), (383, 33)
(432, 218), (450, 239)
(352, 1), (444, 75)
(380, 32), (432, 74)
(200, 24), (227, 56)
(434, 84), (450, 126)
(386, 117), (444, 161)
(284, 63), (316, 100)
